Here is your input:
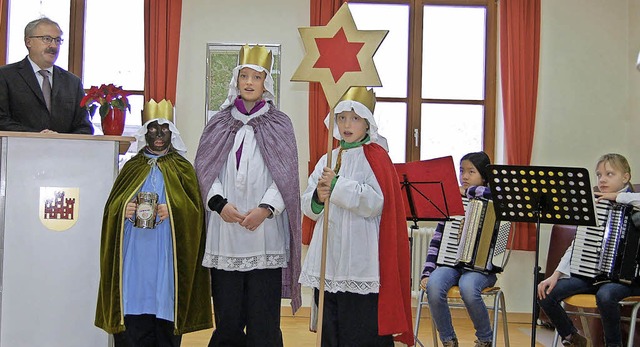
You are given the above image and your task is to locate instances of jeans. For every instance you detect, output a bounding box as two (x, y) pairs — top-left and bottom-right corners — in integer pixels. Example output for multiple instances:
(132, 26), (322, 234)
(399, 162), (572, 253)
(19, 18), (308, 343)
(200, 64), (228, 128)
(426, 266), (497, 343)
(538, 276), (640, 345)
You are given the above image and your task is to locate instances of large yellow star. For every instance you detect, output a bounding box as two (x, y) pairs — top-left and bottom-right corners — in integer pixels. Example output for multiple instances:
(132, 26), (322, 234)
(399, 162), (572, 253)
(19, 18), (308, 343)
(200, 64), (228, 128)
(291, 3), (388, 108)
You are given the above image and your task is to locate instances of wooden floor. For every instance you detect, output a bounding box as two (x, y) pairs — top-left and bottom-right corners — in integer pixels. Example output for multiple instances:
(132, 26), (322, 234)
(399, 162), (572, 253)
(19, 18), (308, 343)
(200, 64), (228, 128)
(181, 316), (554, 346)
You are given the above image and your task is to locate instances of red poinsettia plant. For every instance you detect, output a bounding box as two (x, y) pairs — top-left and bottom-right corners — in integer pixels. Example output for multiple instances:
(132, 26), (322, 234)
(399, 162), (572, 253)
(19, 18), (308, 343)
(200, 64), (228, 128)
(80, 83), (131, 120)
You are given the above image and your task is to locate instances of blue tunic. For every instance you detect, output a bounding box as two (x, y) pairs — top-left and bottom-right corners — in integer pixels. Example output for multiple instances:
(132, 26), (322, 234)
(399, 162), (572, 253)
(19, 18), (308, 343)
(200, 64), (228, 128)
(122, 154), (175, 322)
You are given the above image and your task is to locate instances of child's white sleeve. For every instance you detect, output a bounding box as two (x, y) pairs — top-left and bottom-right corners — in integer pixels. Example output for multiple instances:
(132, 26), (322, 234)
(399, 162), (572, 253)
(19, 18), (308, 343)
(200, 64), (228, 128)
(261, 182), (285, 215)
(301, 157), (326, 220)
(616, 192), (640, 210)
(555, 240), (574, 278)
(205, 178), (224, 210)
(329, 172), (384, 218)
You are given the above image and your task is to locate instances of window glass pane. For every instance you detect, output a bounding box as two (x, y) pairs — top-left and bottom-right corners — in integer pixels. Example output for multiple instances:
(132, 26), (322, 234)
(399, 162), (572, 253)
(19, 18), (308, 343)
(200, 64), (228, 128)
(350, 3), (409, 98)
(420, 103), (483, 175)
(84, 0), (144, 91)
(84, 0), (144, 127)
(422, 5), (486, 100)
(374, 102), (406, 163)
(7, 0), (70, 69)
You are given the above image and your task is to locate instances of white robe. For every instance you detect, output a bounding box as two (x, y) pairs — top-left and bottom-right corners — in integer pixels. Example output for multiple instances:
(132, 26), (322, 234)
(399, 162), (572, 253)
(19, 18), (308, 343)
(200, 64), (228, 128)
(202, 104), (289, 271)
(299, 145), (384, 294)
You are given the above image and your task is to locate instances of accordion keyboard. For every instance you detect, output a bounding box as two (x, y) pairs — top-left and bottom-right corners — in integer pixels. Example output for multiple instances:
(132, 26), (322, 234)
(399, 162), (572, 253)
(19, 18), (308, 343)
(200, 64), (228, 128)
(570, 200), (611, 278)
(436, 198), (469, 267)
(570, 199), (636, 282)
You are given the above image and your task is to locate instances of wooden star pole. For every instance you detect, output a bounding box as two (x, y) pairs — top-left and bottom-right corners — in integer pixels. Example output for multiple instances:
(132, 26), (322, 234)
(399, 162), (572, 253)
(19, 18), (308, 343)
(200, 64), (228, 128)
(291, 4), (387, 345)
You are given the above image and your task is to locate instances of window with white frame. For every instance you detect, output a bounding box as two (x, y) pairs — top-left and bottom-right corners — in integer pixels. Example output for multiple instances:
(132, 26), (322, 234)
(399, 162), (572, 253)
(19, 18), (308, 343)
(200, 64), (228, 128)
(6, 0), (144, 135)
(349, 0), (497, 171)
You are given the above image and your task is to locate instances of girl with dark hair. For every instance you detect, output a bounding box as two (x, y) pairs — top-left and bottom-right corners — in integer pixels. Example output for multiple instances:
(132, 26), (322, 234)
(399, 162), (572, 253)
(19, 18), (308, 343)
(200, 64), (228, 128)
(460, 151), (491, 185)
(419, 151), (495, 347)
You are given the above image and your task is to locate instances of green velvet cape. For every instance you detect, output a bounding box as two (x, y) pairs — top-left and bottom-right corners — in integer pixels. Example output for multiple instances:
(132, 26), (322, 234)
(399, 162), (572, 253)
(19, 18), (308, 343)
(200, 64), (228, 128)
(95, 150), (213, 334)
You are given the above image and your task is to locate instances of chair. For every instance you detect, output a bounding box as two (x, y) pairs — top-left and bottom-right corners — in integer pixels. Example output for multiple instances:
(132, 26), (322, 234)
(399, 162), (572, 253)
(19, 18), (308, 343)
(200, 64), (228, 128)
(414, 285), (509, 347)
(619, 297), (640, 347)
(538, 224), (579, 327)
(413, 224), (514, 347)
(551, 294), (640, 347)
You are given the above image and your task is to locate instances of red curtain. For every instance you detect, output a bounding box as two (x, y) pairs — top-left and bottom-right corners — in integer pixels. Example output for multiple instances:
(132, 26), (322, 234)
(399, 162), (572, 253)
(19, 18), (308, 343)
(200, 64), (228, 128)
(144, 0), (182, 104)
(302, 0), (348, 245)
(499, 0), (541, 251)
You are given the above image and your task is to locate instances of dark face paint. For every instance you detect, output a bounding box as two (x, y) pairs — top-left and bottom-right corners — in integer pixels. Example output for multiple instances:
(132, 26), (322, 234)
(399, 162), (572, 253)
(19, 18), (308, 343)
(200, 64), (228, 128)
(145, 121), (172, 153)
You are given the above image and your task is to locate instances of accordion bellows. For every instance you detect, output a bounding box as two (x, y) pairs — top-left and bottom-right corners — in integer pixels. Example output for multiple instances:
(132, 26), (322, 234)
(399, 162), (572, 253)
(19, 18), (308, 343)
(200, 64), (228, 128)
(570, 199), (640, 284)
(437, 197), (512, 274)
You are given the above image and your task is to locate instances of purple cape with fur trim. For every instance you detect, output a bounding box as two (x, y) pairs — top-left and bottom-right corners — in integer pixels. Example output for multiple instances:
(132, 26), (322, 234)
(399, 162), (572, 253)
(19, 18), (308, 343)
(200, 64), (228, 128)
(194, 104), (302, 313)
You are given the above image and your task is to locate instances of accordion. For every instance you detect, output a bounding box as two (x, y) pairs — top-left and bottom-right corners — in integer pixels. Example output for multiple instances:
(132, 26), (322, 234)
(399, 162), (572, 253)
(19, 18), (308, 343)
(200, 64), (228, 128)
(436, 197), (512, 274)
(570, 200), (640, 284)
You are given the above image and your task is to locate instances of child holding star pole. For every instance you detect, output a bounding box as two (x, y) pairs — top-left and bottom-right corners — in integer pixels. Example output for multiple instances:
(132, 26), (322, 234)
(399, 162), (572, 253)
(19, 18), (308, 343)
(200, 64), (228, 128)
(289, 5), (397, 345)
(299, 87), (414, 346)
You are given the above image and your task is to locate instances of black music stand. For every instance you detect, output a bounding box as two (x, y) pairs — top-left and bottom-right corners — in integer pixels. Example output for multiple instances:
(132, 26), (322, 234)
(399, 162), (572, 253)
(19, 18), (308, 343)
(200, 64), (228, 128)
(395, 156), (465, 288)
(487, 165), (598, 347)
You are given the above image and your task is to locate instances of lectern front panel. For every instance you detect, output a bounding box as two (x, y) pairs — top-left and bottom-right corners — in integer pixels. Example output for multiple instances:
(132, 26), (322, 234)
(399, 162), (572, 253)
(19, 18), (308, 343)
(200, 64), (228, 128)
(0, 136), (117, 347)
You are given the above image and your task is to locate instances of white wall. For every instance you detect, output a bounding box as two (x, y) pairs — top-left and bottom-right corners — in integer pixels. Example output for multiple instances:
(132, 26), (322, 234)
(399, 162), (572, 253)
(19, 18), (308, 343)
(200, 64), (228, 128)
(176, 0), (640, 314)
(507, 0), (640, 313)
(535, 0), (632, 170)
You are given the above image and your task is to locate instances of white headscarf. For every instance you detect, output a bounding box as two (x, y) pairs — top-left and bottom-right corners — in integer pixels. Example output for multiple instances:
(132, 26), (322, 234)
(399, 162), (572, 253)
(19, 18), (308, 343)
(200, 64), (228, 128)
(324, 100), (389, 151)
(133, 118), (187, 157)
(219, 64), (276, 110)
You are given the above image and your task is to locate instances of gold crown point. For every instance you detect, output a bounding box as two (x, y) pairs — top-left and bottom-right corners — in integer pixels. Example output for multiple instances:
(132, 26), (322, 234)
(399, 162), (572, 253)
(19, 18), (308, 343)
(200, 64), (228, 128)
(142, 99), (174, 123)
(238, 44), (273, 72)
(339, 87), (376, 114)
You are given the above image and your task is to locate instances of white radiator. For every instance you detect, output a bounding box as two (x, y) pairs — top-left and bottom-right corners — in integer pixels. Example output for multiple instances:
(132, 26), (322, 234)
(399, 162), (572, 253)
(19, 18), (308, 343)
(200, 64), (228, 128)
(410, 227), (435, 293)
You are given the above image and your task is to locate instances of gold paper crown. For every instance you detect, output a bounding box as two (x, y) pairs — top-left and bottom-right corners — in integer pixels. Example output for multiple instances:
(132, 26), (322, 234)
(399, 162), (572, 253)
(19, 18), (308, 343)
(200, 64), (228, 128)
(238, 44), (273, 71)
(142, 99), (174, 123)
(339, 87), (376, 114)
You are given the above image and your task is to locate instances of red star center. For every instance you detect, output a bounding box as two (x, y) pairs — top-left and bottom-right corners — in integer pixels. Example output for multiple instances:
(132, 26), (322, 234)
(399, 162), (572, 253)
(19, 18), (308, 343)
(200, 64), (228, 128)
(313, 28), (365, 83)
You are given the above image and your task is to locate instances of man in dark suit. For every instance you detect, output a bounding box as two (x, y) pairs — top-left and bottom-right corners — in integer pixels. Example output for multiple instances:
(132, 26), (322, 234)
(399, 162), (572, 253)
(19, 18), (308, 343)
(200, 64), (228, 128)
(0, 17), (93, 134)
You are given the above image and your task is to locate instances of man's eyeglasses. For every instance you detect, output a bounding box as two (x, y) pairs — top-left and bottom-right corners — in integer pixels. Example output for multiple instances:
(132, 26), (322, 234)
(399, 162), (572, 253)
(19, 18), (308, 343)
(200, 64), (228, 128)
(29, 36), (64, 45)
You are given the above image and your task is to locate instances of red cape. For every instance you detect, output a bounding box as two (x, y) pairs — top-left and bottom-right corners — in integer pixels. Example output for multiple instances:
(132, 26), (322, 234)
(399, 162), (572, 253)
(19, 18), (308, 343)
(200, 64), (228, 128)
(364, 143), (414, 346)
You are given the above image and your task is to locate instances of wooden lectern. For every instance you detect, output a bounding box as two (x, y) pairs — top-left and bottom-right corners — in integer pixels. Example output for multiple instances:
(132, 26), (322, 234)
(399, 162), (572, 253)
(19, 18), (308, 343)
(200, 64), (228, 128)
(0, 132), (133, 347)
